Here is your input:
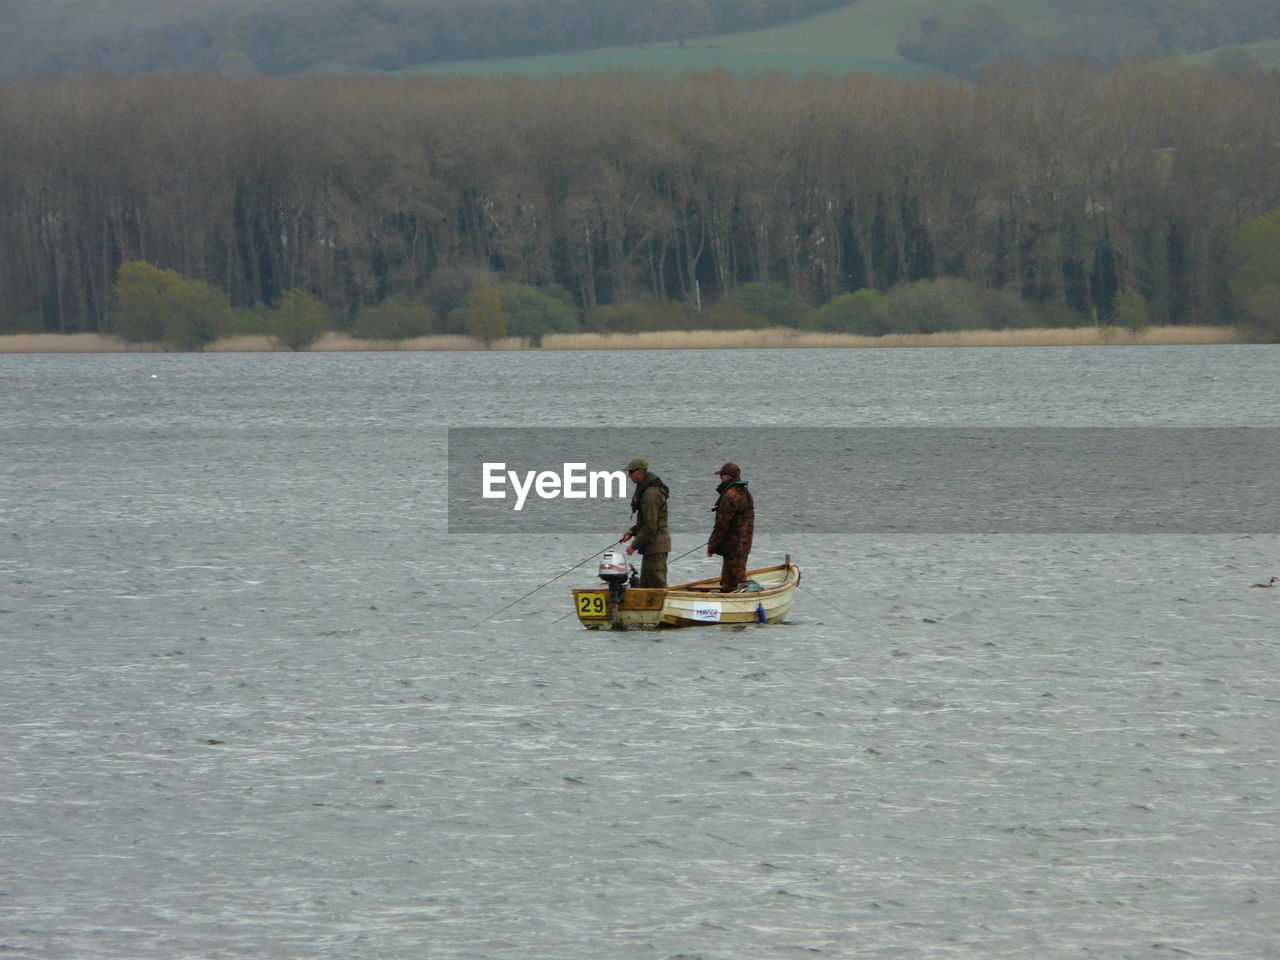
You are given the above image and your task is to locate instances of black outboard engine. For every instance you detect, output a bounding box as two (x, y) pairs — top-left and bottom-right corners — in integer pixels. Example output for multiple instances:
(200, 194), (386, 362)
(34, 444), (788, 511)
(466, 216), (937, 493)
(598, 551), (629, 629)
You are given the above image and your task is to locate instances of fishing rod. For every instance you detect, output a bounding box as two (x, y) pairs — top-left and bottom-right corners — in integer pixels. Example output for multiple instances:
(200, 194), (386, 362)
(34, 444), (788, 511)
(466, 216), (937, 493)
(670, 540), (709, 564)
(552, 540), (709, 623)
(471, 540), (621, 628)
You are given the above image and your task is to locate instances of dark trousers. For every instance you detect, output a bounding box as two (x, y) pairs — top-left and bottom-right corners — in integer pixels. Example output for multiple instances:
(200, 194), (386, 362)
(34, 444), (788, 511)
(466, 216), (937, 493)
(639, 552), (668, 588)
(719, 552), (747, 593)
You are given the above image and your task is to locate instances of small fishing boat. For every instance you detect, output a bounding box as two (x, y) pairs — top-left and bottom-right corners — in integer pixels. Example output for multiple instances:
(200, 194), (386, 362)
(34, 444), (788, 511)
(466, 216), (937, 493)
(572, 554), (800, 630)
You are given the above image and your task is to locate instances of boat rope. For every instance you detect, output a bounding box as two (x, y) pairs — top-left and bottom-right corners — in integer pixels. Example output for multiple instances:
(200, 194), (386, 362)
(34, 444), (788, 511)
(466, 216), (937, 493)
(471, 540), (620, 628)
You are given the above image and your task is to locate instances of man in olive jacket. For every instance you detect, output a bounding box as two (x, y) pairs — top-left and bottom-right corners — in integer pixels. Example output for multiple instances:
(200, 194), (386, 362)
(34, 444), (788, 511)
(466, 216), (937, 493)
(707, 461), (754, 593)
(620, 457), (671, 588)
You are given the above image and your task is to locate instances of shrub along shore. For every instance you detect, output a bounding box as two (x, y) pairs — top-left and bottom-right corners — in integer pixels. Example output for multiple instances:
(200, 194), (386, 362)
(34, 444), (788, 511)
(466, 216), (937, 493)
(0, 326), (1242, 354)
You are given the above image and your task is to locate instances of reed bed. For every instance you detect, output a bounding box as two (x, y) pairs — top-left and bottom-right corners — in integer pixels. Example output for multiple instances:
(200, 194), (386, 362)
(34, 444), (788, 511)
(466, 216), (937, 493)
(541, 325), (1242, 350)
(0, 332), (494, 353)
(206, 335), (280, 352)
(307, 333), (489, 351)
(214, 333), (497, 351)
(0, 326), (1241, 354)
(0, 333), (134, 353)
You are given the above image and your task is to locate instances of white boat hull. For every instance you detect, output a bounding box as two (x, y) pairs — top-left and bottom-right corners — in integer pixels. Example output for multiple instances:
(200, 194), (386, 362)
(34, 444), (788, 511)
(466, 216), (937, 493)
(572, 559), (800, 630)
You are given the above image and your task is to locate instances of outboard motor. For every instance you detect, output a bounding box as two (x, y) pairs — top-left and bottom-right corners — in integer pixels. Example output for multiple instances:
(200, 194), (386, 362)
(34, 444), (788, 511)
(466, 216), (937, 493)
(598, 551), (629, 585)
(598, 551), (629, 630)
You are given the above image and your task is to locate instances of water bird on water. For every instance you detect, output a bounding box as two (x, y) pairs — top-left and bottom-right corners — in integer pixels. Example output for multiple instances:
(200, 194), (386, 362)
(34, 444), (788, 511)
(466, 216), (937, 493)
(1250, 576), (1277, 588)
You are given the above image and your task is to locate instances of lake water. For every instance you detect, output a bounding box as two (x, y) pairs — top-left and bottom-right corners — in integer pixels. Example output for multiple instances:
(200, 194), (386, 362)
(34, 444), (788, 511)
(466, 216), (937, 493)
(2, 346), (1278, 960)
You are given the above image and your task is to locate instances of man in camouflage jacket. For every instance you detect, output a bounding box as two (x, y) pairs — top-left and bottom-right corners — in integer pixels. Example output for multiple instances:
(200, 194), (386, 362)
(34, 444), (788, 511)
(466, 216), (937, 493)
(707, 461), (754, 593)
(620, 457), (671, 588)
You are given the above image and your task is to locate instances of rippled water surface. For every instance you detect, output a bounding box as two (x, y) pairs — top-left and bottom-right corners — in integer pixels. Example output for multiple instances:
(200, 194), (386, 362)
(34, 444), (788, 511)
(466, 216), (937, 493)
(2, 346), (1278, 960)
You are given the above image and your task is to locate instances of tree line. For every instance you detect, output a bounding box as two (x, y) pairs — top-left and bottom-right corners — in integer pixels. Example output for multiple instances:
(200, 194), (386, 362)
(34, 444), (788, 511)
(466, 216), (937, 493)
(2, 63), (1279, 343)
(0, 0), (845, 78)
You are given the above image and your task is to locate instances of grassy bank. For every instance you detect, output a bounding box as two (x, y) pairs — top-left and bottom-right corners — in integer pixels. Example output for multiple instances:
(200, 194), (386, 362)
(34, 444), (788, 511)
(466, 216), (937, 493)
(409, 0), (1058, 78)
(0, 326), (1243, 354)
(408, 0), (1275, 79)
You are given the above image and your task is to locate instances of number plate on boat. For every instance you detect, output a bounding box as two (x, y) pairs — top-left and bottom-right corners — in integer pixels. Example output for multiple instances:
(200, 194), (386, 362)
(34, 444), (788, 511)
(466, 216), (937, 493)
(576, 591), (608, 619)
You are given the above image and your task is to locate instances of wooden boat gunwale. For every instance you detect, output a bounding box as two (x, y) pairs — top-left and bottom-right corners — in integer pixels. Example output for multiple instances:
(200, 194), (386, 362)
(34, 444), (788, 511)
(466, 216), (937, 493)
(572, 557), (799, 629)
(663, 560), (798, 597)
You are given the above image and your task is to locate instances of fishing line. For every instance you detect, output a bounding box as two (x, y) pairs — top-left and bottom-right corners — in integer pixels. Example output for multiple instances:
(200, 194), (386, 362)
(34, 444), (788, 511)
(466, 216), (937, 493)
(553, 541), (710, 622)
(471, 540), (620, 628)
(796, 582), (858, 621)
(669, 540), (709, 564)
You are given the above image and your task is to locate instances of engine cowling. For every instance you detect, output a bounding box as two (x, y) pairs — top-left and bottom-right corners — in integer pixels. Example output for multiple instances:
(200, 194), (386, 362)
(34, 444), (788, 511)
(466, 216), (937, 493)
(598, 550), (629, 585)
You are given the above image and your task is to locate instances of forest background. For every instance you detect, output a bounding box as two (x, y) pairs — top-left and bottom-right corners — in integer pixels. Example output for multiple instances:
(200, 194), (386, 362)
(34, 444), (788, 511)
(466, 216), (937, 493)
(2, 0), (1279, 348)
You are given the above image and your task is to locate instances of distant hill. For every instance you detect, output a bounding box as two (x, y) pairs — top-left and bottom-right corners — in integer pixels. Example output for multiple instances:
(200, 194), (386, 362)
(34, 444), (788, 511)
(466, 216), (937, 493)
(1, 0), (1274, 79)
(408, 0), (1059, 78)
(0, 0), (850, 78)
(1183, 36), (1280, 70)
(407, 0), (1280, 78)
